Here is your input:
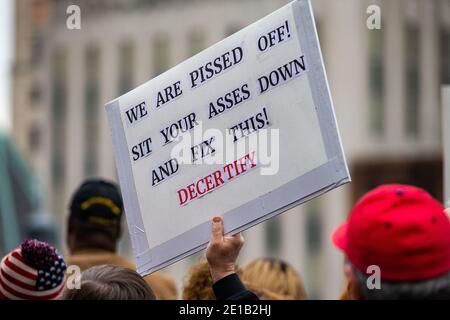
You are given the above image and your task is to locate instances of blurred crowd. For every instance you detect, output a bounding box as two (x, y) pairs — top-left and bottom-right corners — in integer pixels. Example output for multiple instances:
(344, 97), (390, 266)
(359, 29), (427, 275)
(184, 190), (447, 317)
(1, 179), (450, 300)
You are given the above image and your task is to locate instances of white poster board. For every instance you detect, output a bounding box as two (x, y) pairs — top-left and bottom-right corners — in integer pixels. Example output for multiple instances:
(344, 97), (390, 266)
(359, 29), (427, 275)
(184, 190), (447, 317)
(443, 86), (450, 208)
(106, 0), (350, 276)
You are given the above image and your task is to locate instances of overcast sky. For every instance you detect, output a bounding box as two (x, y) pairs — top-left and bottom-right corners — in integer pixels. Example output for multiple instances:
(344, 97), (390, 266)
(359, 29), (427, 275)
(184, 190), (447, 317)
(0, 0), (13, 132)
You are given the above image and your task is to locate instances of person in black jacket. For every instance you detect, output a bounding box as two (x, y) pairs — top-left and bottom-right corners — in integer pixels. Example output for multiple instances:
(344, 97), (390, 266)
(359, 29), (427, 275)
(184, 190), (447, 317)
(206, 216), (258, 300)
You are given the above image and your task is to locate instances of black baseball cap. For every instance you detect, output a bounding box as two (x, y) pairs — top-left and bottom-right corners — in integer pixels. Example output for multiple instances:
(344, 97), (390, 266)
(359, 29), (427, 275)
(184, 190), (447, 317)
(69, 179), (123, 227)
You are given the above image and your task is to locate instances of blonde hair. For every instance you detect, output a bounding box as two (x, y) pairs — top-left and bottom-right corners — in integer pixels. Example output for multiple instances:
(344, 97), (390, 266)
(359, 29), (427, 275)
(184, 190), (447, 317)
(183, 259), (243, 300)
(242, 258), (307, 300)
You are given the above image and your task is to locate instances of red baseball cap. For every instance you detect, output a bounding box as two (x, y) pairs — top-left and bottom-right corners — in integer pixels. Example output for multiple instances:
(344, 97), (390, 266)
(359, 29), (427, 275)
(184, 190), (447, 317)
(332, 184), (450, 281)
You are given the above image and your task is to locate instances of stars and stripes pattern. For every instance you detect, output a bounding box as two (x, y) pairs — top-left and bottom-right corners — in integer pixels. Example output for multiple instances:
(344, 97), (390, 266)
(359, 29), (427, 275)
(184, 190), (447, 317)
(0, 248), (66, 300)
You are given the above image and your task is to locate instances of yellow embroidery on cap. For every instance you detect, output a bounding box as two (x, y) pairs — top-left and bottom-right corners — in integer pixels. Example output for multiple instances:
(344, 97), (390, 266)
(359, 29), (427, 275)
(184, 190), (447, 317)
(87, 216), (117, 226)
(81, 197), (121, 215)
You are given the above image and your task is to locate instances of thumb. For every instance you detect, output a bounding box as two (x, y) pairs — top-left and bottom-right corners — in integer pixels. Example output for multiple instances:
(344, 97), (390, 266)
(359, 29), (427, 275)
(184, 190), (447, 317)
(211, 216), (224, 242)
(229, 232), (244, 245)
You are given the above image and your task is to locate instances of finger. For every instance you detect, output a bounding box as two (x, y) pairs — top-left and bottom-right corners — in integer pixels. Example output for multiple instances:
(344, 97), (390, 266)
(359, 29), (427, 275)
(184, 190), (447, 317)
(211, 216), (224, 242)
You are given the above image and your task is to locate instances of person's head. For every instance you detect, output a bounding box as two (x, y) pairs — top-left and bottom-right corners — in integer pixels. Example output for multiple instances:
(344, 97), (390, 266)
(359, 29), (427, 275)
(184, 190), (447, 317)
(67, 179), (124, 253)
(241, 258), (307, 300)
(182, 259), (242, 300)
(332, 184), (450, 300)
(145, 273), (179, 300)
(62, 264), (155, 300)
(0, 239), (67, 300)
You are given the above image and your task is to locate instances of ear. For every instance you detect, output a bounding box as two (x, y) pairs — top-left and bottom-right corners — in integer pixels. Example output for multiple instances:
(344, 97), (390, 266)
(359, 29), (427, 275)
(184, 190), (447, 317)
(344, 264), (364, 300)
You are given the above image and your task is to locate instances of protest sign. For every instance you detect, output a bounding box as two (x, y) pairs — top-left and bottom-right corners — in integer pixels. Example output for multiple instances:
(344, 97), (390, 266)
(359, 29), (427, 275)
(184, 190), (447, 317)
(106, 0), (350, 275)
(443, 86), (450, 208)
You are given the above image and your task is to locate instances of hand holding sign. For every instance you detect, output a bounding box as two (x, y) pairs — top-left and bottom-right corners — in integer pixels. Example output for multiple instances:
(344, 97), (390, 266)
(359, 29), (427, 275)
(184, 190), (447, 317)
(106, 0), (349, 275)
(206, 216), (244, 283)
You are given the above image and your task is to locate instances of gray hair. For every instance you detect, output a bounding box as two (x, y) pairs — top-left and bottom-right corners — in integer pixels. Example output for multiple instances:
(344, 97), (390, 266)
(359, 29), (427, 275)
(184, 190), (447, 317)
(354, 267), (450, 300)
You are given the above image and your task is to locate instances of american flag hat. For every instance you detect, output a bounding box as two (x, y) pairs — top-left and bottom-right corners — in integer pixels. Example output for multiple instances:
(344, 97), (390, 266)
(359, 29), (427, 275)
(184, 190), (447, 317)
(0, 239), (67, 300)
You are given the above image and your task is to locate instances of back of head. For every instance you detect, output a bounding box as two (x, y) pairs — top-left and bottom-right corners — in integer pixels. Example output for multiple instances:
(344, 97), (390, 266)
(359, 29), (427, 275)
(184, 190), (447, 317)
(183, 259), (242, 300)
(243, 282), (297, 300)
(62, 265), (155, 300)
(332, 184), (450, 299)
(145, 272), (179, 300)
(183, 259), (215, 300)
(242, 258), (307, 300)
(352, 265), (450, 300)
(0, 239), (67, 300)
(68, 179), (124, 252)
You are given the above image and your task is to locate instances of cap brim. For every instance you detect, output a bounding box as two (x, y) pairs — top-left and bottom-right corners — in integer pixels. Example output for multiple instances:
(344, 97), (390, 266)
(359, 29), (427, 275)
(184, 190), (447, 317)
(331, 222), (348, 252)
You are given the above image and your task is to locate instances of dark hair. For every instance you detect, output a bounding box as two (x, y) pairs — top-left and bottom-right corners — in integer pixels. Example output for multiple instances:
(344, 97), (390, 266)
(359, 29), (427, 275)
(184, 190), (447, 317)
(353, 266), (450, 300)
(67, 179), (124, 252)
(62, 265), (156, 300)
(67, 215), (120, 252)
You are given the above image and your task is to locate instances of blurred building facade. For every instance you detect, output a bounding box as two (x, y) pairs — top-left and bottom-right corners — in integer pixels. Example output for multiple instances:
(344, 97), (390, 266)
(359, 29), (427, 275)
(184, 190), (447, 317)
(11, 0), (450, 298)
